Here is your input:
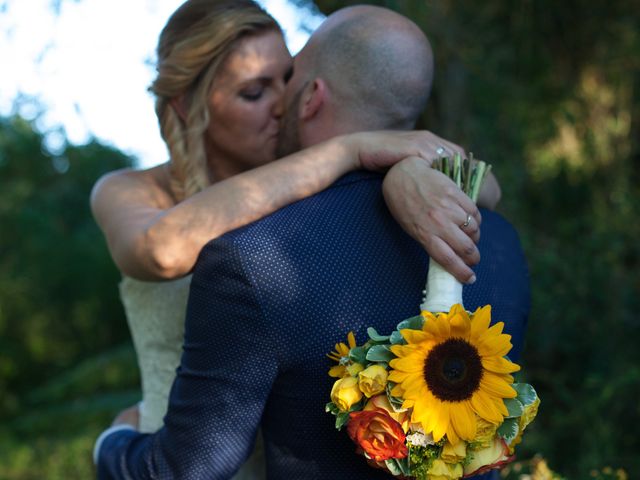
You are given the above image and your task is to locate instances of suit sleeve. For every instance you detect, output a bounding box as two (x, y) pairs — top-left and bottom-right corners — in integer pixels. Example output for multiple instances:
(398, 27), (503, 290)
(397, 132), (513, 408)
(97, 237), (278, 479)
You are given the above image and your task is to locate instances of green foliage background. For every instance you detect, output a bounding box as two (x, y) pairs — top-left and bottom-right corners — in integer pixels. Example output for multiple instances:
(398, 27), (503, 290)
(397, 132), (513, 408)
(0, 115), (140, 479)
(1, 0), (639, 478)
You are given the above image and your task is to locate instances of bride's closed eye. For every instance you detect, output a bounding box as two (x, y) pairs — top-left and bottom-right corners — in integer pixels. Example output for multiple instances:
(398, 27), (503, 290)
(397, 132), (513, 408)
(240, 87), (264, 102)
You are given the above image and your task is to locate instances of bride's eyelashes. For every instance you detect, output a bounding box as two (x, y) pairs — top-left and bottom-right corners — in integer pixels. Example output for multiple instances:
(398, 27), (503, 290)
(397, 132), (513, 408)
(240, 87), (264, 102)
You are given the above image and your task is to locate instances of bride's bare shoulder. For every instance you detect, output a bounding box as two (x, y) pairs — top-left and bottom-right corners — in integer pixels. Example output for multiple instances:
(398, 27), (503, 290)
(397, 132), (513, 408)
(91, 162), (176, 211)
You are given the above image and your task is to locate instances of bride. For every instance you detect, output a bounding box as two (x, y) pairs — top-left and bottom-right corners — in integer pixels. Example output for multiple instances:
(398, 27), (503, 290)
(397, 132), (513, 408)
(91, 0), (499, 478)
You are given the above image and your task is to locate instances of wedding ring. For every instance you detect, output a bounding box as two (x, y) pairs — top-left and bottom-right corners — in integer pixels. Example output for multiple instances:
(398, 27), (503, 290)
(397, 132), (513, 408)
(461, 213), (472, 229)
(436, 146), (446, 156)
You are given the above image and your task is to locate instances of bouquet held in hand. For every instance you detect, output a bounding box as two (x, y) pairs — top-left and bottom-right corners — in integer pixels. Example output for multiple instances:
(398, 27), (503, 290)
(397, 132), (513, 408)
(326, 155), (539, 479)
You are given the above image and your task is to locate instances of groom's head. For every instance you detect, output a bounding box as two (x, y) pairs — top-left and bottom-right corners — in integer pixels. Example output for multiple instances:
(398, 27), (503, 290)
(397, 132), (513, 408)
(276, 6), (434, 156)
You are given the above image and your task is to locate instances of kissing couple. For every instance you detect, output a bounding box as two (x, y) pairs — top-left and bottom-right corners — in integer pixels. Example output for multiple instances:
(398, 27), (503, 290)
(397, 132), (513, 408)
(93, 1), (529, 479)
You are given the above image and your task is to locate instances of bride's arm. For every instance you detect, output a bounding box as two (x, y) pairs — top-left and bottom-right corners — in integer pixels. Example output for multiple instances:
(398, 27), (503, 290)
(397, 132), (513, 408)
(91, 131), (451, 281)
(92, 131), (499, 282)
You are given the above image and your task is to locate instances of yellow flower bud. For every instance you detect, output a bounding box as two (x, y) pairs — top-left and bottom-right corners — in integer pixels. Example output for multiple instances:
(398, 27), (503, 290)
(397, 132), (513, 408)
(441, 440), (467, 464)
(358, 365), (388, 398)
(331, 376), (363, 412)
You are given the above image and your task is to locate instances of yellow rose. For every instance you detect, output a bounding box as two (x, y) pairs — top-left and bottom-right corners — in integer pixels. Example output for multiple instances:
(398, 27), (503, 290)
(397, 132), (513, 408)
(358, 365), (388, 398)
(364, 394), (410, 432)
(472, 417), (499, 449)
(441, 440), (467, 464)
(331, 376), (363, 412)
(346, 362), (365, 377)
(426, 458), (463, 479)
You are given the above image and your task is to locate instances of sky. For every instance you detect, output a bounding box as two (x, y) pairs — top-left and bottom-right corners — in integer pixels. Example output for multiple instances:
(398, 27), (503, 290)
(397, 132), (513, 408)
(0, 0), (324, 168)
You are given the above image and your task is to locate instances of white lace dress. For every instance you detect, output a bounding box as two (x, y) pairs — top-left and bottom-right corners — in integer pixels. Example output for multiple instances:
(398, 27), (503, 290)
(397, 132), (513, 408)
(119, 275), (265, 479)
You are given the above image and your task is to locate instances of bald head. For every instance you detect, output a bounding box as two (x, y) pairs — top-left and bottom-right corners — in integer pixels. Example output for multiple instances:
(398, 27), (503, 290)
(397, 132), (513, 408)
(303, 5), (434, 130)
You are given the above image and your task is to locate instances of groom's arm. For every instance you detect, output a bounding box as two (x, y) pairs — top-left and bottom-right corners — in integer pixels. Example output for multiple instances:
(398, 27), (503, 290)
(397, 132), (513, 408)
(96, 236), (278, 479)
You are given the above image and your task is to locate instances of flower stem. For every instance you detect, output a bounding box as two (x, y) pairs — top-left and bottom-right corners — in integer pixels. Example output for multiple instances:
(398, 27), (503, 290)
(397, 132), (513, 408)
(421, 153), (492, 313)
(421, 259), (463, 312)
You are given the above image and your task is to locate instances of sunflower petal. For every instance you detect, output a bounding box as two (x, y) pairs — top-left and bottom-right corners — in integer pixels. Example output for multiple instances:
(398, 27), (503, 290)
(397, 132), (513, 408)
(390, 354), (425, 373)
(478, 333), (513, 357)
(470, 306), (492, 339)
(493, 397), (509, 416)
(471, 390), (503, 424)
(449, 400), (477, 441)
(430, 400), (450, 443)
(400, 329), (431, 344)
(388, 370), (414, 383)
(390, 383), (405, 397)
(450, 311), (471, 340)
(481, 355), (521, 374)
(481, 373), (517, 399)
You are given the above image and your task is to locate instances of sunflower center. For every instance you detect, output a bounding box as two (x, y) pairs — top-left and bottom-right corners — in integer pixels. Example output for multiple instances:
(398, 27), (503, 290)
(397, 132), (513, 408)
(423, 338), (483, 402)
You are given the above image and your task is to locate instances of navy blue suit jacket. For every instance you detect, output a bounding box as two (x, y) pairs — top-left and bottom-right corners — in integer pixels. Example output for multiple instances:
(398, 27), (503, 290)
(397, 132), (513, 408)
(97, 171), (530, 479)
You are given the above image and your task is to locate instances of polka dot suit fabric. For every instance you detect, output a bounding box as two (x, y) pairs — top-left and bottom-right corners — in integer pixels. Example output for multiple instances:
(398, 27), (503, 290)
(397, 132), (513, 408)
(97, 171), (530, 479)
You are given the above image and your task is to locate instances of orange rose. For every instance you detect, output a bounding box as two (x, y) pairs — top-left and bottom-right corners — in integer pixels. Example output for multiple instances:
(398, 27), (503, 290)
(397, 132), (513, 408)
(347, 408), (408, 462)
(364, 394), (410, 432)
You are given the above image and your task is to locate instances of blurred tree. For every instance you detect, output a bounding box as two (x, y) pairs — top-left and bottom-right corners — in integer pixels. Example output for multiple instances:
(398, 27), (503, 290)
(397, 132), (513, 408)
(0, 113), (135, 422)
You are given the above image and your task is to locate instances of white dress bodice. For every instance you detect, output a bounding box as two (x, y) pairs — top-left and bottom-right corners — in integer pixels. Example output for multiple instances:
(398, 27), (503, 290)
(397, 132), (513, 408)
(119, 275), (265, 479)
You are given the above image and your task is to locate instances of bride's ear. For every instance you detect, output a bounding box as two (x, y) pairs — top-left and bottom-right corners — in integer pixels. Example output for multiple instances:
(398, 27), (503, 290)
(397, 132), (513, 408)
(299, 79), (327, 121)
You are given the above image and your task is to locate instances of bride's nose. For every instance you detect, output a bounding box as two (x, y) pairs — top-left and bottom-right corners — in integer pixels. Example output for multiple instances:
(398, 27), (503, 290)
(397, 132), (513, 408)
(272, 92), (285, 119)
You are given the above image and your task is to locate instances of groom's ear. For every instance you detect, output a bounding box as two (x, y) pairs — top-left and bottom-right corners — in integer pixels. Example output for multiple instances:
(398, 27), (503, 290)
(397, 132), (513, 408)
(299, 78), (327, 121)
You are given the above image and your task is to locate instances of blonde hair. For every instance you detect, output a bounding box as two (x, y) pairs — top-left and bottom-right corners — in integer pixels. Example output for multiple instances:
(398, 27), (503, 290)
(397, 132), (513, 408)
(150, 0), (279, 201)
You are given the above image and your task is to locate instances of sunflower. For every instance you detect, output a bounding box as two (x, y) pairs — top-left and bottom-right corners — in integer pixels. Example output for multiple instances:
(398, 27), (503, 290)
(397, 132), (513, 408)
(327, 331), (357, 378)
(388, 304), (520, 445)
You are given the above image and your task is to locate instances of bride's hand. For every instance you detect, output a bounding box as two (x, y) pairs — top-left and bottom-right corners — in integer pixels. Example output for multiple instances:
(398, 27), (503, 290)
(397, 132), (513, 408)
(112, 403), (140, 429)
(382, 156), (482, 284)
(347, 130), (466, 171)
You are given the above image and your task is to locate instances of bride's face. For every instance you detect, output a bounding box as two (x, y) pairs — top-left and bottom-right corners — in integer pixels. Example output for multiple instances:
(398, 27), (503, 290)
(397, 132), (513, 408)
(205, 29), (293, 180)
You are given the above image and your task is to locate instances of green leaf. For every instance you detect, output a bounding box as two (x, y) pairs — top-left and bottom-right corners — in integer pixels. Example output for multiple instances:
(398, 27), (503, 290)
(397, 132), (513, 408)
(396, 315), (424, 331)
(513, 383), (538, 406)
(390, 330), (405, 345)
(504, 397), (524, 418)
(336, 411), (350, 430)
(325, 402), (340, 415)
(384, 458), (403, 476)
(349, 346), (367, 365)
(366, 345), (395, 363)
(367, 327), (390, 343)
(394, 456), (411, 475)
(497, 417), (519, 444)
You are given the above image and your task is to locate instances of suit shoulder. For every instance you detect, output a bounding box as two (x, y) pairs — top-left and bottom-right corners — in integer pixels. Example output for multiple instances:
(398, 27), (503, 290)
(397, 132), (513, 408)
(480, 209), (521, 239)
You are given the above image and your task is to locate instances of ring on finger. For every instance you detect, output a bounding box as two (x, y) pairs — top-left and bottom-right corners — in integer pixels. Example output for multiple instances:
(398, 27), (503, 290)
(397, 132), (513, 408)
(460, 213), (472, 229)
(436, 146), (446, 156)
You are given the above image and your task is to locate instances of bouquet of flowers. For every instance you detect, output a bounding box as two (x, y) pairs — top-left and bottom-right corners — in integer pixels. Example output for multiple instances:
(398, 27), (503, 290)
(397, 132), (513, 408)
(326, 155), (539, 479)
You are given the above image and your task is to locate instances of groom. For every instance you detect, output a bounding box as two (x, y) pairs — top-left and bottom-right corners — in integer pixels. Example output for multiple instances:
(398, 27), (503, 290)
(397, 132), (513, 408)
(96, 6), (529, 479)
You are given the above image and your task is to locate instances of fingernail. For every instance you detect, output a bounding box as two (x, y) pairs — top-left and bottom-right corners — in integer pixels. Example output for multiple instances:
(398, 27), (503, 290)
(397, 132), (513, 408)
(467, 275), (476, 285)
